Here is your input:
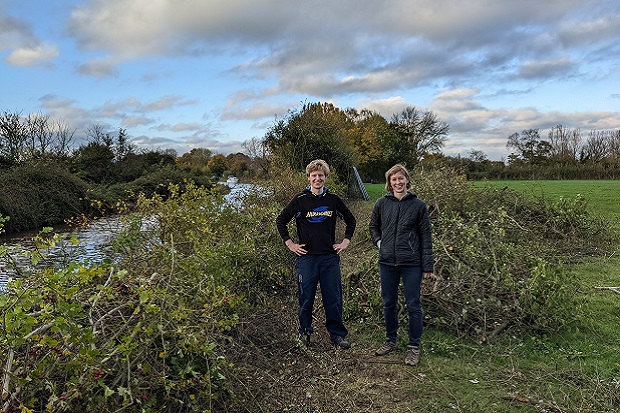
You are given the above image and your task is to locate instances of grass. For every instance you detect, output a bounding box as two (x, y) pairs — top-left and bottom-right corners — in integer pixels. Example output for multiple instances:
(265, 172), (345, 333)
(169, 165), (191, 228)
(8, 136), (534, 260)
(472, 179), (620, 229)
(350, 180), (620, 412)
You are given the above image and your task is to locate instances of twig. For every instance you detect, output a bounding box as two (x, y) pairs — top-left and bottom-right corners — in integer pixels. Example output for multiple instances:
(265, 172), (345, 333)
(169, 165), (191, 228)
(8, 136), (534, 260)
(2, 321), (55, 410)
(595, 286), (620, 295)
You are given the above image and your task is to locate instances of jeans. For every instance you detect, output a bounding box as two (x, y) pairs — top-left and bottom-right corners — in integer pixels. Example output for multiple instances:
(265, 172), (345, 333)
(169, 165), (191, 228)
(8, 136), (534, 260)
(379, 264), (423, 347)
(296, 254), (347, 339)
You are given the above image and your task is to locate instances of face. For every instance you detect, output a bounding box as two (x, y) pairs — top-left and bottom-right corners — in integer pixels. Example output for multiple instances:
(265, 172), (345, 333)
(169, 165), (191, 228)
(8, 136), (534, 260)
(389, 171), (408, 194)
(308, 170), (326, 190)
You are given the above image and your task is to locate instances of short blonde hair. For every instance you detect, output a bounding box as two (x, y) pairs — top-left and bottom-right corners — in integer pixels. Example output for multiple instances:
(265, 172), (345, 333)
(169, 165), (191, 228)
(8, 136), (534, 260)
(385, 164), (411, 192)
(306, 159), (330, 177)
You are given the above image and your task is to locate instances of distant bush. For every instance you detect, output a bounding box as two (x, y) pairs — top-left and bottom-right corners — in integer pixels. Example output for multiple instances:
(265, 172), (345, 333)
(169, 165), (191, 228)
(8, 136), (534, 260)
(0, 165), (89, 233)
(88, 166), (214, 212)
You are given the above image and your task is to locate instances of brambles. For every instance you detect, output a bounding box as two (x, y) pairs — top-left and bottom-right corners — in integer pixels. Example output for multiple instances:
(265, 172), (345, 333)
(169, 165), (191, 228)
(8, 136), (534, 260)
(1, 170), (615, 411)
(0, 181), (288, 412)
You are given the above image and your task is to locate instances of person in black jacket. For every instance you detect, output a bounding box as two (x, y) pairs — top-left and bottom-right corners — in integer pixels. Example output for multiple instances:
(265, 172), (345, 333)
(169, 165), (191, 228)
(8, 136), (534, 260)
(369, 164), (434, 366)
(276, 159), (356, 349)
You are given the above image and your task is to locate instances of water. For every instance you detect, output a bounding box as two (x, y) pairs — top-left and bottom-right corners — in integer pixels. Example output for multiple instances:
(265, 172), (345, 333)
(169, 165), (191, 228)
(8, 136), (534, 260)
(0, 266), (7, 293)
(0, 183), (255, 293)
(0, 215), (142, 293)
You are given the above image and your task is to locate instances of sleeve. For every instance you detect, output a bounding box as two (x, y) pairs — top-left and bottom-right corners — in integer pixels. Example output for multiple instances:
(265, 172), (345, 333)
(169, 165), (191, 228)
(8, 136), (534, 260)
(337, 197), (356, 240)
(418, 202), (434, 273)
(275, 197), (298, 242)
(369, 199), (382, 247)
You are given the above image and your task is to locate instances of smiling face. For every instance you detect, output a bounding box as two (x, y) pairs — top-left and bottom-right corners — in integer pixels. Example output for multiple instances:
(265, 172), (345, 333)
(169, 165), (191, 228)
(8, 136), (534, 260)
(308, 170), (326, 194)
(389, 171), (409, 198)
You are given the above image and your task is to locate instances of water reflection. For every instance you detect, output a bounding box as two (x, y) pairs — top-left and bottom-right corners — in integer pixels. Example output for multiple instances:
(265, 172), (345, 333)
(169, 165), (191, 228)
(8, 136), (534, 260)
(1, 183), (258, 292)
(0, 216), (148, 290)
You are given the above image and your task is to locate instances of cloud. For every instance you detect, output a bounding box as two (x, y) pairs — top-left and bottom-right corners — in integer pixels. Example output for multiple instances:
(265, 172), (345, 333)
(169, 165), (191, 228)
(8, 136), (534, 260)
(221, 99), (291, 121)
(152, 122), (204, 132)
(517, 57), (576, 79)
(1, 13), (58, 66)
(6, 43), (59, 66)
(0, 14), (35, 48)
(427, 88), (620, 159)
(359, 97), (410, 119)
(558, 15), (620, 47)
(76, 56), (119, 77)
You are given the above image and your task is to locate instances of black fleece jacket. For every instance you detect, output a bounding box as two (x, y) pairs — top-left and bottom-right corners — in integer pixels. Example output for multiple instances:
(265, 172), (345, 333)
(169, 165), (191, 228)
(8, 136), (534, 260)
(369, 192), (434, 272)
(276, 187), (356, 255)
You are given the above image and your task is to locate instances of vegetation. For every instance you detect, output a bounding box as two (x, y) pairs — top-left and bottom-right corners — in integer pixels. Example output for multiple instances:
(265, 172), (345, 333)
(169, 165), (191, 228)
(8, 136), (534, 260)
(0, 111), (218, 235)
(2, 102), (620, 412)
(2, 169), (618, 412)
(0, 165), (90, 233)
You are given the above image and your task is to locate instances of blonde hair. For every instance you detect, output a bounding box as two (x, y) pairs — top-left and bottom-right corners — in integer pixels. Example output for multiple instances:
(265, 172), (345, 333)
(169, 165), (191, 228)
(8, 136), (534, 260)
(385, 164), (411, 192)
(306, 159), (330, 177)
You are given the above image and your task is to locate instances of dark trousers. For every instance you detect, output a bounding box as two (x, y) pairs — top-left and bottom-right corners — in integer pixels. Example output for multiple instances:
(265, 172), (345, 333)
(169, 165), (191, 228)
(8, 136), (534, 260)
(296, 254), (347, 339)
(379, 264), (423, 347)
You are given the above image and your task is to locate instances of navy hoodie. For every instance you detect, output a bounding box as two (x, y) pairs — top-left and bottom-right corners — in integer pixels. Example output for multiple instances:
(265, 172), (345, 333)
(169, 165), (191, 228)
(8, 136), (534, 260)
(276, 187), (356, 255)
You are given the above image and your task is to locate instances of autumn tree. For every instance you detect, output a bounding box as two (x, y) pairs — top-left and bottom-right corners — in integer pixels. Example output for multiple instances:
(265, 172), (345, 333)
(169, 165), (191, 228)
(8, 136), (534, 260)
(207, 154), (229, 177)
(345, 109), (391, 181)
(176, 148), (212, 170)
(226, 152), (251, 177)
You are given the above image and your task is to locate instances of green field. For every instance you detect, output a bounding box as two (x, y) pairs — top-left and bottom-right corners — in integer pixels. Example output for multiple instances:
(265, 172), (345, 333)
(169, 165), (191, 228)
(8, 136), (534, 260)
(359, 180), (620, 411)
(474, 179), (620, 228)
(367, 179), (620, 227)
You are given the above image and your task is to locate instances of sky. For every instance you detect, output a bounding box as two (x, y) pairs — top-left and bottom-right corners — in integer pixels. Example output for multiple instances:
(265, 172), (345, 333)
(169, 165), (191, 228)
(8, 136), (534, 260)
(1, 0), (619, 161)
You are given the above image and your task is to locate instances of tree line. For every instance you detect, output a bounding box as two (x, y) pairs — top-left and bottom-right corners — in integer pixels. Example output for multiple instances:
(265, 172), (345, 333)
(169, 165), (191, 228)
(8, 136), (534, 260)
(247, 102), (620, 182)
(2, 103), (619, 233)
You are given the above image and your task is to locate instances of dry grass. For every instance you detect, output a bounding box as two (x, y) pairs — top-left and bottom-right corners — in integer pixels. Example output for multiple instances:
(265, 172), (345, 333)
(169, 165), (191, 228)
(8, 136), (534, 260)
(220, 294), (426, 413)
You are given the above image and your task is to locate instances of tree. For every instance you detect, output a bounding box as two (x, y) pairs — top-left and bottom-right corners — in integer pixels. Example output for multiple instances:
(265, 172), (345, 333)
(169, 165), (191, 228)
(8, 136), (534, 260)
(226, 152), (251, 177)
(389, 106), (449, 166)
(208, 154), (229, 177)
(0, 110), (27, 166)
(264, 102), (357, 182)
(507, 129), (550, 165)
(177, 148), (212, 170)
(242, 137), (269, 175)
(547, 125), (581, 162)
(469, 149), (488, 163)
(345, 109), (391, 181)
(71, 141), (115, 183)
(581, 130), (610, 163)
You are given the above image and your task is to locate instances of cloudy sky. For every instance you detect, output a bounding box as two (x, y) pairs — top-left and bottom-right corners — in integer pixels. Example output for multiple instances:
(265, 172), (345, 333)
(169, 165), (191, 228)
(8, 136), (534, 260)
(1, 0), (619, 160)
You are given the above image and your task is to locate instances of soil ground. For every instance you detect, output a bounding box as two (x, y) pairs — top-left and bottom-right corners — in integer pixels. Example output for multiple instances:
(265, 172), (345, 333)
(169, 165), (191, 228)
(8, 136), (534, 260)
(222, 295), (426, 413)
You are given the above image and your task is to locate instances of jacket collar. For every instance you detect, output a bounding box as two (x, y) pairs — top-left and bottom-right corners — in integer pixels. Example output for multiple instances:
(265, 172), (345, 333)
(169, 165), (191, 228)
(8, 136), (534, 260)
(385, 191), (416, 201)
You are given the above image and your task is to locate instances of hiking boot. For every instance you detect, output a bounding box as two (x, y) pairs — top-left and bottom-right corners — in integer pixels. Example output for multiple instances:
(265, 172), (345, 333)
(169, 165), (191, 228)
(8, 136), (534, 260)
(405, 345), (420, 366)
(331, 335), (351, 349)
(375, 340), (397, 356)
(298, 332), (311, 347)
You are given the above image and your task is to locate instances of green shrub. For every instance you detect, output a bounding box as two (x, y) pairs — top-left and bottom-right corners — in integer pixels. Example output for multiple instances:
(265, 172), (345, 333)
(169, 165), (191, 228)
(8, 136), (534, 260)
(88, 167), (214, 211)
(0, 165), (89, 233)
(0, 181), (289, 412)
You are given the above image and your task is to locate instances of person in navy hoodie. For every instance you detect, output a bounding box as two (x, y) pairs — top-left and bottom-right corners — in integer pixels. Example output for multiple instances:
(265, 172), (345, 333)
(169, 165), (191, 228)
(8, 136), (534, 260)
(276, 159), (356, 349)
